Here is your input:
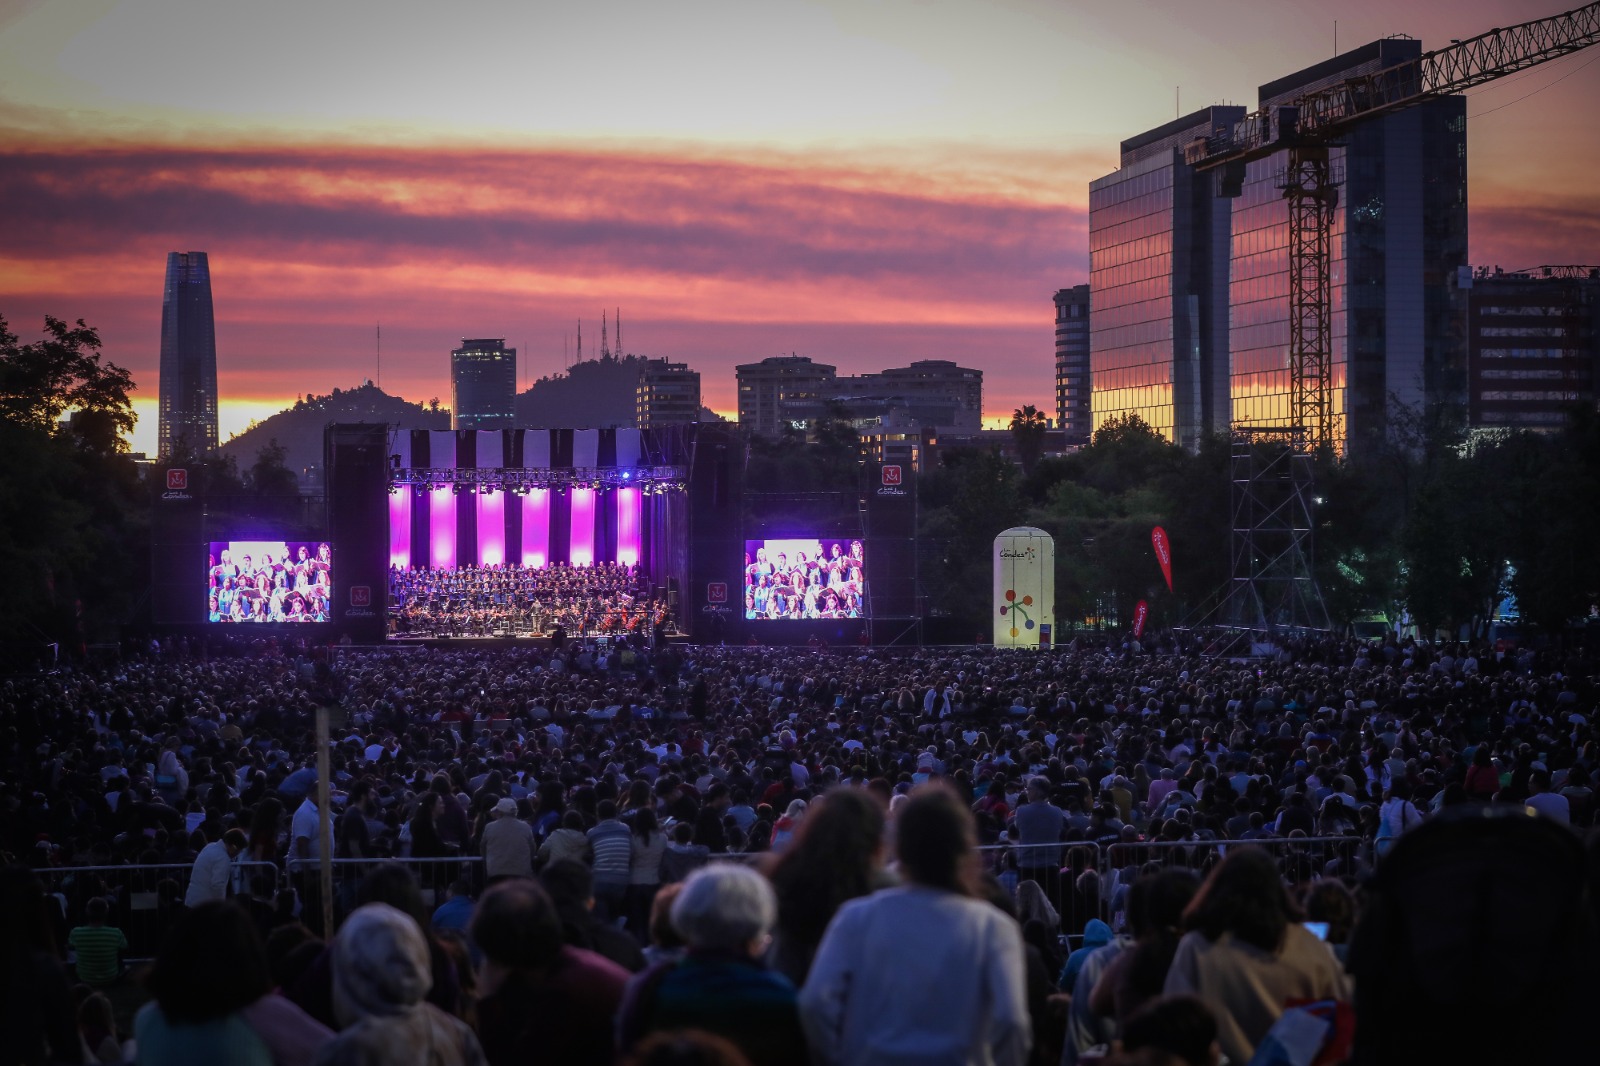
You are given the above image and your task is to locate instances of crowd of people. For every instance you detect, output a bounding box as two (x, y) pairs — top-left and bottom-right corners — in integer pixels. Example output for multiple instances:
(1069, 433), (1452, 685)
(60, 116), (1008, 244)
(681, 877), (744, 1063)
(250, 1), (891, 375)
(209, 545), (333, 625)
(3, 630), (1599, 1064)
(388, 562), (670, 638)
(743, 542), (865, 621)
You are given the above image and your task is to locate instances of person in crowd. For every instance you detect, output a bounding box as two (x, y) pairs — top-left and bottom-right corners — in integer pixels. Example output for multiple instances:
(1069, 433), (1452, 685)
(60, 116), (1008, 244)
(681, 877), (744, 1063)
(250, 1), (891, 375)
(77, 991), (125, 1065)
(764, 787), (888, 986)
(470, 878), (630, 1066)
(588, 799), (634, 922)
(621, 1030), (754, 1066)
(537, 809), (591, 869)
(1088, 869), (1199, 1027)
(67, 898), (128, 989)
(618, 864), (807, 1066)
(481, 797), (535, 881)
(1, 867), (83, 1065)
(136, 901), (275, 1065)
(187, 826), (249, 906)
(540, 859), (647, 973)
(642, 882), (689, 968)
(799, 784), (1031, 1066)
(1162, 848), (1347, 1064)
(1374, 779), (1424, 859)
(628, 807), (668, 937)
(1116, 995), (1221, 1066)
(315, 902), (483, 1066)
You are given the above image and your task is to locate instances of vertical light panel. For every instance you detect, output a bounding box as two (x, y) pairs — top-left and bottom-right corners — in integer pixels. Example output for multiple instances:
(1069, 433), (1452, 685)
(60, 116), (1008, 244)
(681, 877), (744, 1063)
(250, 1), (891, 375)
(388, 487), (412, 570)
(477, 491), (505, 567)
(570, 488), (596, 566)
(430, 487), (456, 569)
(521, 489), (549, 568)
(616, 487), (641, 568)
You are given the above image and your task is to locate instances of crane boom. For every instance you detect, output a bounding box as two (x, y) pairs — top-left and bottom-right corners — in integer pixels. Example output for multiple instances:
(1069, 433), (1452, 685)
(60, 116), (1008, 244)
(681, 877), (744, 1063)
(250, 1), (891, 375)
(1187, 2), (1600, 170)
(1174, 1), (1600, 452)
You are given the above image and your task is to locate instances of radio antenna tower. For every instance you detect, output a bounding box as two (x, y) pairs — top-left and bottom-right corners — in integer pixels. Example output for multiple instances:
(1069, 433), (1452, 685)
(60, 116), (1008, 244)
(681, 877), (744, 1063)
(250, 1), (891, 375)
(601, 310), (610, 360)
(615, 308), (622, 357)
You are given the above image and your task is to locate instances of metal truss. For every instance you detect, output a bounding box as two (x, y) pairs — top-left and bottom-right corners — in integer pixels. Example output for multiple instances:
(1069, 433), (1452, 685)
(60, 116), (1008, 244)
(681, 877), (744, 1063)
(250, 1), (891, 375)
(1220, 431), (1331, 636)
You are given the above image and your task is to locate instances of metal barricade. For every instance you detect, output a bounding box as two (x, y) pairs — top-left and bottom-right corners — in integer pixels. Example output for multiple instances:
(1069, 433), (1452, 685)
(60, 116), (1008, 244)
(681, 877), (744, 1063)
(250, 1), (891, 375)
(1103, 835), (1365, 881)
(35, 860), (282, 961)
(316, 856), (487, 926)
(976, 841), (1110, 937)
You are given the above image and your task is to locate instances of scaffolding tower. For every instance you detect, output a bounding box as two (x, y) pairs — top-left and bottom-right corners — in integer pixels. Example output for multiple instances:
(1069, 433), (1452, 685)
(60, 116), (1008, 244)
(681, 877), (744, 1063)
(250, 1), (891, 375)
(1222, 431), (1331, 637)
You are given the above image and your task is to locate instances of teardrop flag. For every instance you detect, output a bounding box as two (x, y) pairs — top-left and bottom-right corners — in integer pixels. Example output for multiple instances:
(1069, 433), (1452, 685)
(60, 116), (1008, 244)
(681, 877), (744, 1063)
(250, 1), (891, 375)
(1151, 526), (1173, 592)
(1133, 599), (1149, 638)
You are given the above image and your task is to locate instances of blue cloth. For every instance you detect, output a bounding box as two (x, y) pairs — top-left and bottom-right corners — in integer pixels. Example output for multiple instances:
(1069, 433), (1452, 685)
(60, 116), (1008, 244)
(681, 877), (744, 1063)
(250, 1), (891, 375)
(134, 1003), (272, 1066)
(431, 895), (475, 934)
(1060, 918), (1114, 991)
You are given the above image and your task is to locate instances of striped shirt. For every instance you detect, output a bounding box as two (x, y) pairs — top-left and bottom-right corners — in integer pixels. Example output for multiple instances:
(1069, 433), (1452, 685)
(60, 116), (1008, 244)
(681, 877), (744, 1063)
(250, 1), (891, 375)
(69, 924), (127, 985)
(587, 819), (633, 888)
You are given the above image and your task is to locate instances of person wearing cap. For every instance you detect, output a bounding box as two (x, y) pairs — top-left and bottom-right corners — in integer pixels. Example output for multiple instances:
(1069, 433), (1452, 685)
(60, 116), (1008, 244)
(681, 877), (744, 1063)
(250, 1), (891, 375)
(482, 797), (534, 882)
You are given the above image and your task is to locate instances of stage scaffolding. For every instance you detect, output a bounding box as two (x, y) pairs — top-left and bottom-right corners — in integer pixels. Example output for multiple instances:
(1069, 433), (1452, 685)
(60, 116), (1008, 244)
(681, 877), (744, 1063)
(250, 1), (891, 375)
(1219, 430), (1331, 637)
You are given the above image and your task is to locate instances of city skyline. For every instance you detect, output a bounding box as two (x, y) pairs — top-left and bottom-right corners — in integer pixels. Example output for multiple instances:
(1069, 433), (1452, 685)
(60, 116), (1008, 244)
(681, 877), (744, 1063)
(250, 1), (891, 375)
(2, 0), (1596, 457)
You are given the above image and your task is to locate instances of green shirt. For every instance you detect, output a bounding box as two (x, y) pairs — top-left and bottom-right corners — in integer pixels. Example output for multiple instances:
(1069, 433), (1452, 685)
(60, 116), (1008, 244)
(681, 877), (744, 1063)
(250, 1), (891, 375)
(68, 924), (128, 985)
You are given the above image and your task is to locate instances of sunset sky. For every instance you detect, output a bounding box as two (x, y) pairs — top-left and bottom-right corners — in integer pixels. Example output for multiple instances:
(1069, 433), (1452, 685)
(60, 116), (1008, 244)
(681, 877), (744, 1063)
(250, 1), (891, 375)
(2, 0), (1596, 456)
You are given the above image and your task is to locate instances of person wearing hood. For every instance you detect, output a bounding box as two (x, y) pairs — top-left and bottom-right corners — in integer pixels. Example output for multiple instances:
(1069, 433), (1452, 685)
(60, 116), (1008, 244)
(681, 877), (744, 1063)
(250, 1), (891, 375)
(314, 903), (484, 1066)
(1060, 918), (1113, 991)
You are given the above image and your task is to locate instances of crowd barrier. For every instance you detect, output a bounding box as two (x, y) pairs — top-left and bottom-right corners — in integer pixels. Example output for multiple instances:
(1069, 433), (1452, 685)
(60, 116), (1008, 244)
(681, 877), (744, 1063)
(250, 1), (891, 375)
(35, 835), (1368, 961)
(35, 861), (282, 961)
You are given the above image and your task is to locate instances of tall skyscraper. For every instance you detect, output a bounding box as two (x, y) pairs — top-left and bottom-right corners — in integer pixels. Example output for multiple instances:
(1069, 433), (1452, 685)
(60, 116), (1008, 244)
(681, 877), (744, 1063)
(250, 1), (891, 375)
(451, 338), (517, 430)
(1089, 38), (1470, 458)
(1053, 285), (1092, 445)
(1089, 107), (1243, 451)
(157, 251), (218, 459)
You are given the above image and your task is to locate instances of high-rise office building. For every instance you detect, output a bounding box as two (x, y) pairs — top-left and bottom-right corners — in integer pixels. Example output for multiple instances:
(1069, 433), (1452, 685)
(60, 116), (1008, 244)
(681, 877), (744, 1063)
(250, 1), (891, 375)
(1467, 265), (1599, 431)
(1089, 107), (1243, 451)
(831, 360), (983, 435)
(735, 355), (838, 436)
(1054, 285), (1092, 444)
(450, 338), (517, 430)
(1230, 40), (1468, 457)
(636, 357), (702, 427)
(1090, 39), (1470, 457)
(157, 251), (218, 459)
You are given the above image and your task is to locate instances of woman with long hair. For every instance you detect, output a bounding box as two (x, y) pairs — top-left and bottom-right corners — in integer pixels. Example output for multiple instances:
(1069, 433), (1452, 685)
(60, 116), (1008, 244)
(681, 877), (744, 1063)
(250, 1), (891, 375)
(765, 788), (886, 986)
(1163, 847), (1347, 1064)
(627, 807), (667, 938)
(799, 785), (1030, 1066)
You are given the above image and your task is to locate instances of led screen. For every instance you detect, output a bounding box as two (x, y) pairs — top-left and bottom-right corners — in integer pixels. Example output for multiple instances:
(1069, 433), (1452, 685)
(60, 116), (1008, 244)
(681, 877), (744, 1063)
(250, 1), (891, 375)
(744, 538), (864, 620)
(207, 541), (331, 623)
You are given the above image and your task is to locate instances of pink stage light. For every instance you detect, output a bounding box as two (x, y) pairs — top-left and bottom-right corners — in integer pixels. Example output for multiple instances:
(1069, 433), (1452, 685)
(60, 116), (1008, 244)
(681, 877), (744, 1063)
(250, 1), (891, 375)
(430, 487), (456, 569)
(477, 490), (505, 567)
(388, 487), (412, 569)
(521, 489), (549, 568)
(570, 488), (596, 566)
(617, 487), (641, 568)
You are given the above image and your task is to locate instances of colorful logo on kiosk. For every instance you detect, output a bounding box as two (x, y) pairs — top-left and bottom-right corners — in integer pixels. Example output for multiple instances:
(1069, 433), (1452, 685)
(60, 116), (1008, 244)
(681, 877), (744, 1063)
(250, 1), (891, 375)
(999, 588), (1035, 639)
(707, 581), (728, 604)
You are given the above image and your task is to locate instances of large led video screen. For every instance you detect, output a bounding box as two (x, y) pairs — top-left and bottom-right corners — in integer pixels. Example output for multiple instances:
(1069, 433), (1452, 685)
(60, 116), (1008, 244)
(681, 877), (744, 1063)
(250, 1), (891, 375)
(207, 541), (331, 623)
(744, 538), (864, 620)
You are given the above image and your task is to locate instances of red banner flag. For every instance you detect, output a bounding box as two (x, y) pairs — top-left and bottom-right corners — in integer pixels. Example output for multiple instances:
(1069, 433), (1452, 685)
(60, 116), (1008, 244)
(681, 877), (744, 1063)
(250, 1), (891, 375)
(1132, 599), (1149, 638)
(1151, 526), (1173, 591)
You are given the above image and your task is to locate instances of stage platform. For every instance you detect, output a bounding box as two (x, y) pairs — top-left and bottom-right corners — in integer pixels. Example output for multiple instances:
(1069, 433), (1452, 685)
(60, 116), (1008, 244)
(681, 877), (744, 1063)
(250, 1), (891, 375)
(383, 633), (690, 651)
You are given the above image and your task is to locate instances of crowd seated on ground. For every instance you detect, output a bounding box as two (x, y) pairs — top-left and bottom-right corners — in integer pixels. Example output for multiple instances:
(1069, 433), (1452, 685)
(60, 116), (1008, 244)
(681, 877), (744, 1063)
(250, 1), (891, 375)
(388, 562), (670, 638)
(3, 629), (1599, 1063)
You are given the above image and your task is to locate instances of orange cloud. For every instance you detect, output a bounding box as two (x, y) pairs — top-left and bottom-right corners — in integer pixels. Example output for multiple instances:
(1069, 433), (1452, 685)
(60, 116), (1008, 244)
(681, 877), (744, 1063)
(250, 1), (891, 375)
(0, 136), (1088, 419)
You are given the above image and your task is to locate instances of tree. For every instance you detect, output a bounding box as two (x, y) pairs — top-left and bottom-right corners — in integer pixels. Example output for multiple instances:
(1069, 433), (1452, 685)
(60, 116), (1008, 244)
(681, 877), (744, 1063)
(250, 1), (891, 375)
(248, 438), (301, 497)
(0, 314), (135, 452)
(1009, 405), (1049, 475)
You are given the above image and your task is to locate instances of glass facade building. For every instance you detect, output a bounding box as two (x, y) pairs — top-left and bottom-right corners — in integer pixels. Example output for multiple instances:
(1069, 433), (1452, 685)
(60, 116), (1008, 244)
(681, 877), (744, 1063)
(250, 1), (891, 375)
(1090, 40), (1468, 458)
(451, 339), (517, 430)
(1230, 40), (1468, 456)
(1089, 107), (1241, 451)
(157, 251), (219, 459)
(1054, 285), (1091, 444)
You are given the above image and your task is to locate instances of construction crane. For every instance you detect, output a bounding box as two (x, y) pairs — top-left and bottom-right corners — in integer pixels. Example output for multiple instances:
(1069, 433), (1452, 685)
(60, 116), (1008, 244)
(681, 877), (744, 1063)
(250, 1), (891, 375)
(1183, 2), (1600, 452)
